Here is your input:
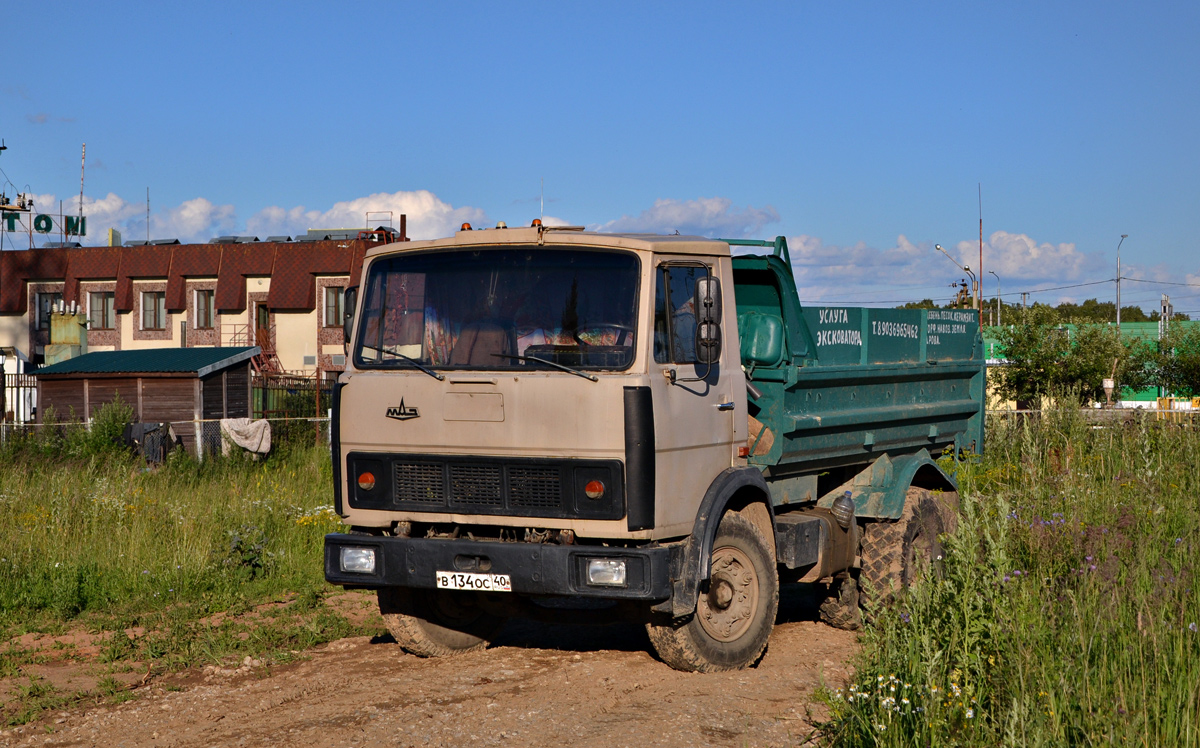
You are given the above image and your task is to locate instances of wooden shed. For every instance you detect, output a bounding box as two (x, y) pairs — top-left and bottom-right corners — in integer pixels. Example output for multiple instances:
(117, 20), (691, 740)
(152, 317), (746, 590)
(34, 347), (259, 453)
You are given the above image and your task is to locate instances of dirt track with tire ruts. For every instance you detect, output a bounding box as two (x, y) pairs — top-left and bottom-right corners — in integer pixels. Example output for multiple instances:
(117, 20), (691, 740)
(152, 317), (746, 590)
(0, 585), (856, 748)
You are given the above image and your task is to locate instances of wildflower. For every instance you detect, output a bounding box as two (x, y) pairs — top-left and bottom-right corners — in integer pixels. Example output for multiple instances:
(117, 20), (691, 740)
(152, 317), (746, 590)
(142, 570), (149, 574)
(1176, 538), (1183, 546)
(1189, 623), (1197, 633)
(966, 708), (974, 719)
(875, 724), (887, 732)
(901, 697), (910, 705)
(900, 612), (911, 623)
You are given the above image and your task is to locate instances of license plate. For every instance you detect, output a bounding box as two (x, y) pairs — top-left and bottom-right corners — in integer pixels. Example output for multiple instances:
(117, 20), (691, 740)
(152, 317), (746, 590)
(435, 571), (512, 592)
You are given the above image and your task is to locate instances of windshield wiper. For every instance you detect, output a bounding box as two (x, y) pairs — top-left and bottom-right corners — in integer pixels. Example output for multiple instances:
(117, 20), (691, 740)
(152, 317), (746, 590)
(360, 345), (445, 381)
(491, 353), (598, 382)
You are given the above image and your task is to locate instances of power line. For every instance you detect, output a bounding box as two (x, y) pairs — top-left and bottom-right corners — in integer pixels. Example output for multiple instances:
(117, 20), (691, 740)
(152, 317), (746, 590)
(1121, 277), (1200, 288)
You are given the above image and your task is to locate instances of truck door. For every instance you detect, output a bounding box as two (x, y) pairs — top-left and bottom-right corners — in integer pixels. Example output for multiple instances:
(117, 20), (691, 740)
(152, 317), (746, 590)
(648, 259), (739, 534)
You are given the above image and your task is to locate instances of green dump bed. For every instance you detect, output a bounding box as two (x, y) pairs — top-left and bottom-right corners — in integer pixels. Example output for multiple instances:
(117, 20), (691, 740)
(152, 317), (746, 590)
(730, 243), (985, 502)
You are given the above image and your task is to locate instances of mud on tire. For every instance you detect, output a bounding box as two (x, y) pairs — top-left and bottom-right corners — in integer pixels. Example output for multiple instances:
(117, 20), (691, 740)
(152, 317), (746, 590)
(858, 487), (955, 617)
(646, 512), (779, 673)
(378, 587), (505, 657)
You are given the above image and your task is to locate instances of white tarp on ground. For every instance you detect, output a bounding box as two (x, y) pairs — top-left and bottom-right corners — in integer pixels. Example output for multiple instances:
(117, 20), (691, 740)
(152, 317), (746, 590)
(220, 418), (271, 455)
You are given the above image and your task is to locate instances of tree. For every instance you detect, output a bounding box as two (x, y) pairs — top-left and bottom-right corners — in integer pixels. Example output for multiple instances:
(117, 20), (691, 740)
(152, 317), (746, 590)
(1127, 324), (1200, 397)
(993, 307), (1141, 406)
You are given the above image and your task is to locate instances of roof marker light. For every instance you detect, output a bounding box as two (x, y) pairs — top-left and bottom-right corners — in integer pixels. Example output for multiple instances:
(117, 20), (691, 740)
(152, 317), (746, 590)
(496, 221), (507, 229)
(461, 223), (473, 231)
(531, 218), (543, 227)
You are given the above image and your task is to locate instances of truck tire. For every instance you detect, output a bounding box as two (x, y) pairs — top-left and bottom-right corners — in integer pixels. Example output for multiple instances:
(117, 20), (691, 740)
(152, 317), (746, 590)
(378, 588), (504, 657)
(646, 512), (778, 672)
(818, 572), (861, 631)
(858, 487), (947, 615)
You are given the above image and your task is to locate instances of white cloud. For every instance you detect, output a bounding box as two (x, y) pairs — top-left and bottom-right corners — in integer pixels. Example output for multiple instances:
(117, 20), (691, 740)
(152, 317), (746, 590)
(951, 230), (1102, 282)
(11, 189), (487, 245)
(594, 197), (779, 238)
(779, 230), (1109, 305)
(245, 190), (486, 240)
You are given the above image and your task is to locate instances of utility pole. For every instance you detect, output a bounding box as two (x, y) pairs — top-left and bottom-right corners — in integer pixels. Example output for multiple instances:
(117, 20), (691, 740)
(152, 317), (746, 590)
(978, 184), (984, 333)
(989, 270), (1000, 326)
(1116, 234), (1127, 327)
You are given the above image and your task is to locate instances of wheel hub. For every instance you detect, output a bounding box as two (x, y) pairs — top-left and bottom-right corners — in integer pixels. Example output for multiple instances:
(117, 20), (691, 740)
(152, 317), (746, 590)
(697, 546), (759, 642)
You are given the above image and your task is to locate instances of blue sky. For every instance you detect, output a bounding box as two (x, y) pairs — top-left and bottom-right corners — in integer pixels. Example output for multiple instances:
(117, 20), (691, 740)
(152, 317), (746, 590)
(2, 1), (1198, 312)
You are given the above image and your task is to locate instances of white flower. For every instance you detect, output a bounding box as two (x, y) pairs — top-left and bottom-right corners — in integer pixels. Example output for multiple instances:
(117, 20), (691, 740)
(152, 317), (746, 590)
(966, 709), (974, 719)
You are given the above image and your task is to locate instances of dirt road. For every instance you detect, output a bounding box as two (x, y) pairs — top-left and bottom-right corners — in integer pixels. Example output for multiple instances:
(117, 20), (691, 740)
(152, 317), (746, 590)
(0, 587), (856, 748)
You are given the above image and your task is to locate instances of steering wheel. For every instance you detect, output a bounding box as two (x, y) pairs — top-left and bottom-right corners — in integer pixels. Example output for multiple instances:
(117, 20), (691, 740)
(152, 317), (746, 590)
(573, 322), (634, 346)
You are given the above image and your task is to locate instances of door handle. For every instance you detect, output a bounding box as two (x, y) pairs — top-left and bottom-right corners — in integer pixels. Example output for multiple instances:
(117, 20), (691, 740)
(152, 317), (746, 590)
(716, 402), (735, 411)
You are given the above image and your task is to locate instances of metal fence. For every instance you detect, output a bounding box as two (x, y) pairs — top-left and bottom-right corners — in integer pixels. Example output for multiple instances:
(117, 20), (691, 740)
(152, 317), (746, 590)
(0, 415), (331, 460)
(252, 374), (334, 420)
(2, 373), (37, 425)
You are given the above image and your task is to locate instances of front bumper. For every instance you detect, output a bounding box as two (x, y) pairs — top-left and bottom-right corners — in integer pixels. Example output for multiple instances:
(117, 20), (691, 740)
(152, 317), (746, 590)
(324, 533), (675, 602)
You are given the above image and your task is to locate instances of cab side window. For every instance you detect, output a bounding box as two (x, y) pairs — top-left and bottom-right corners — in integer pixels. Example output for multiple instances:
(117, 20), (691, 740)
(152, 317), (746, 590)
(653, 265), (705, 364)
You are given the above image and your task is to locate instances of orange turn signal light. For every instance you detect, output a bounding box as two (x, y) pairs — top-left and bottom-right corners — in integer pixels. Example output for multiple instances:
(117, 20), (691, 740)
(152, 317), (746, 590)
(584, 480), (605, 500)
(358, 472), (376, 491)
(460, 222), (472, 231)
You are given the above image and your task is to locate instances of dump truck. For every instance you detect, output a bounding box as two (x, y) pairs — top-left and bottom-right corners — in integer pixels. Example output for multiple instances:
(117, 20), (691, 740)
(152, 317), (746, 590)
(324, 226), (984, 672)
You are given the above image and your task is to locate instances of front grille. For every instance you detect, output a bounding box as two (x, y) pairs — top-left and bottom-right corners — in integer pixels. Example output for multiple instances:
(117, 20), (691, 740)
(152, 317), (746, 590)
(450, 464), (503, 506)
(508, 466), (562, 508)
(349, 452), (624, 520)
(395, 463), (444, 503)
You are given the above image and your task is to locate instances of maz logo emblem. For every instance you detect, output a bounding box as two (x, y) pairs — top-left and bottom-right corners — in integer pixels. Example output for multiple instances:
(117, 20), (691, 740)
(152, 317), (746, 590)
(385, 399), (420, 421)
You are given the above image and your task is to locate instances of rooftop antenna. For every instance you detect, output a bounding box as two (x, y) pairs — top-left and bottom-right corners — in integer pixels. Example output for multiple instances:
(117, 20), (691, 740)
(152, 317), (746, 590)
(540, 177), (544, 223)
(146, 187), (150, 242)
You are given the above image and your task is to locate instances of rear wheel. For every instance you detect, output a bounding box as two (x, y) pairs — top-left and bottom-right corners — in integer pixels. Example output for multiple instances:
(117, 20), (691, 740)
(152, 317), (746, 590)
(378, 587), (505, 657)
(646, 512), (778, 672)
(858, 487), (949, 615)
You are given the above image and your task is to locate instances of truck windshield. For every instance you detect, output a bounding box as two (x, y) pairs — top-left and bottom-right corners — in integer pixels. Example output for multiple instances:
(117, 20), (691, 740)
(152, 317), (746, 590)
(355, 248), (639, 371)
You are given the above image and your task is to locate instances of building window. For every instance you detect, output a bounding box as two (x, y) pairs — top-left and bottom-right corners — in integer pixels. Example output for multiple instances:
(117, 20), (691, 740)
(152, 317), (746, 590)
(142, 291), (166, 331)
(324, 286), (344, 328)
(195, 289), (215, 329)
(89, 291), (115, 330)
(37, 292), (63, 331)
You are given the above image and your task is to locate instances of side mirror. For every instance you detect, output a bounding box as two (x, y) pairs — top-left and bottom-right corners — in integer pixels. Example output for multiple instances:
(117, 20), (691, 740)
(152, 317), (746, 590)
(694, 276), (722, 364)
(342, 286), (358, 348)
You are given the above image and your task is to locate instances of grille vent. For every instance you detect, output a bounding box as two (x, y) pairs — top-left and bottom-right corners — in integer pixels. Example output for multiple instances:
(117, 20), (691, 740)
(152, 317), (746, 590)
(508, 466), (562, 508)
(394, 463), (444, 503)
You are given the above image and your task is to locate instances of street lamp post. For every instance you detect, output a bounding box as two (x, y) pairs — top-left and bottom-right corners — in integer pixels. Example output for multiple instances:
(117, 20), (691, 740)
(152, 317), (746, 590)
(1116, 234), (1128, 327)
(935, 244), (982, 324)
(963, 266), (978, 311)
(989, 270), (1000, 326)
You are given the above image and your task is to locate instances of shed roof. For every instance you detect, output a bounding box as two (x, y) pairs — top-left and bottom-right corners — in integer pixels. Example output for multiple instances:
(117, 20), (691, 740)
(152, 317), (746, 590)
(35, 347), (259, 378)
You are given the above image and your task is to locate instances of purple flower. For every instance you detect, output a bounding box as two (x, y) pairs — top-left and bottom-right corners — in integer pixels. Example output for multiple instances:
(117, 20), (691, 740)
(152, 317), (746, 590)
(1085, 556), (1093, 562)
(1176, 538), (1184, 546)
(1189, 622), (1197, 633)
(900, 612), (911, 624)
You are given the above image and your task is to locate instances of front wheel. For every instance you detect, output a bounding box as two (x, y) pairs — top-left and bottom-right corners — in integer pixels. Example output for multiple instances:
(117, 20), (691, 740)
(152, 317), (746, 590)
(646, 512), (779, 672)
(378, 587), (505, 657)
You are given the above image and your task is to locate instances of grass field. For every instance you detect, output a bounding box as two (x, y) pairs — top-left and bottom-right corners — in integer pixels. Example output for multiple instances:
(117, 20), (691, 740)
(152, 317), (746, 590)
(823, 408), (1200, 746)
(0, 411), (372, 725)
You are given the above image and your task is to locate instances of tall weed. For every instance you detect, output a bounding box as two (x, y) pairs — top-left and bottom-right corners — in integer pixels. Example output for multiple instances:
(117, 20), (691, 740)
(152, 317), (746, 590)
(824, 408), (1200, 746)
